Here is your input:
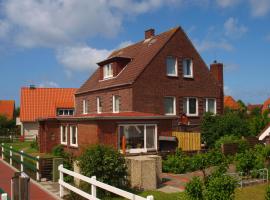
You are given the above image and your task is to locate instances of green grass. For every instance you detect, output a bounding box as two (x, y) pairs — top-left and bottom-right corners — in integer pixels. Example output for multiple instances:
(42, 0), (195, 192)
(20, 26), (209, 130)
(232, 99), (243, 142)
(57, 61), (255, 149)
(5, 141), (38, 154)
(235, 183), (268, 200)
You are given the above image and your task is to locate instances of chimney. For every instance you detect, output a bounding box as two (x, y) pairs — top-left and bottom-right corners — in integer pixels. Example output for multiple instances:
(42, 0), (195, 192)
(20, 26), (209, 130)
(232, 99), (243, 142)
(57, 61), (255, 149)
(210, 61), (224, 114)
(29, 84), (36, 89)
(210, 61), (223, 86)
(145, 28), (155, 39)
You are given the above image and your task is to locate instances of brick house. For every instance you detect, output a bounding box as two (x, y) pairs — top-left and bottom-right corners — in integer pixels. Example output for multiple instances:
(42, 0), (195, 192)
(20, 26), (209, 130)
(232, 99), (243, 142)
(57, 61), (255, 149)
(38, 27), (224, 156)
(20, 87), (76, 139)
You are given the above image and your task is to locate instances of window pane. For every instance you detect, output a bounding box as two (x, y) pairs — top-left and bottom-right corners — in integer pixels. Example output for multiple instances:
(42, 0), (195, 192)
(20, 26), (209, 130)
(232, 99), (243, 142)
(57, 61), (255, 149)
(58, 110), (63, 116)
(64, 110), (69, 115)
(71, 126), (77, 145)
(119, 125), (144, 149)
(166, 57), (176, 75)
(164, 97), (174, 114)
(114, 96), (120, 112)
(189, 98), (197, 114)
(183, 59), (192, 76)
(183, 98), (187, 114)
(208, 99), (215, 113)
(69, 110), (74, 115)
(62, 126), (66, 142)
(146, 126), (155, 149)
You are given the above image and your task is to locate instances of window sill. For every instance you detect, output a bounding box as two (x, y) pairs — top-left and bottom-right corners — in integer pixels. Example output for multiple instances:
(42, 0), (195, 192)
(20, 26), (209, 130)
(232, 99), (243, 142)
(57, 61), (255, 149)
(186, 114), (199, 117)
(165, 113), (177, 116)
(70, 144), (78, 148)
(167, 74), (178, 78)
(183, 76), (194, 79)
(61, 142), (67, 146)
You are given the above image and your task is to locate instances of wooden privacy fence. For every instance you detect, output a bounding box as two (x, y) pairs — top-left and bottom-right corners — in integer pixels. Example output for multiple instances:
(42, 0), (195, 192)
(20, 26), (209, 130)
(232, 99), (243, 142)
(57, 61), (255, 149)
(58, 165), (154, 200)
(172, 132), (201, 151)
(1, 143), (40, 181)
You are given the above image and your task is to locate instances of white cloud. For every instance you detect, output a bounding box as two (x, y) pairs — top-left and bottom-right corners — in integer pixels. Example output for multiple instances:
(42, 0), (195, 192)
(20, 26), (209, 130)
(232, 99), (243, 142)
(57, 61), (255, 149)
(0, 0), (176, 48)
(224, 63), (239, 72)
(216, 0), (241, 8)
(38, 81), (59, 88)
(56, 45), (111, 71)
(0, 20), (10, 39)
(117, 40), (134, 49)
(224, 17), (248, 38)
(250, 0), (270, 17)
(224, 85), (233, 96)
(195, 39), (234, 52)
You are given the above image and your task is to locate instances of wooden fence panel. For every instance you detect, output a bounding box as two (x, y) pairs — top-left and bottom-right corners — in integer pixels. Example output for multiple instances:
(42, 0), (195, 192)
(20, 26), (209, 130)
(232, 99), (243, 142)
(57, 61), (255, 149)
(172, 132), (201, 151)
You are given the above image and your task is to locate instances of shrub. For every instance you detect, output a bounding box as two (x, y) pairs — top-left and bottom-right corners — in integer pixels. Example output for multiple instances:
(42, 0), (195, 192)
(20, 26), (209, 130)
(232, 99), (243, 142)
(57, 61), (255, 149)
(163, 150), (190, 174)
(185, 176), (204, 200)
(214, 135), (249, 153)
(204, 173), (237, 200)
(30, 139), (39, 150)
(78, 145), (127, 190)
(265, 185), (270, 200)
(235, 149), (264, 174)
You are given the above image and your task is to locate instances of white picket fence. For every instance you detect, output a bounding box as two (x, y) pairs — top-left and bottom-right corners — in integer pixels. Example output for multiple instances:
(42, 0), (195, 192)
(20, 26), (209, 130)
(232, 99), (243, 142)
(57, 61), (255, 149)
(58, 164), (154, 200)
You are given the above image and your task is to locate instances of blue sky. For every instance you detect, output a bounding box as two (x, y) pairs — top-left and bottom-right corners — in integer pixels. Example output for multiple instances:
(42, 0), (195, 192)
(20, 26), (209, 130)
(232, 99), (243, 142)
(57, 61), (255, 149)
(0, 0), (270, 106)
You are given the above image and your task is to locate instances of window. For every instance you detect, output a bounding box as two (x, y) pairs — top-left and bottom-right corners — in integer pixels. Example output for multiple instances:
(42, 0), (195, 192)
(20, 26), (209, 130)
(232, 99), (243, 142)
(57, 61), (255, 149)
(60, 125), (68, 145)
(205, 98), (216, 114)
(97, 97), (102, 113)
(103, 64), (113, 79)
(166, 57), (177, 76)
(164, 97), (176, 115)
(183, 97), (198, 116)
(183, 59), (193, 78)
(113, 95), (120, 113)
(83, 100), (88, 114)
(70, 126), (78, 147)
(57, 109), (74, 116)
(119, 124), (157, 153)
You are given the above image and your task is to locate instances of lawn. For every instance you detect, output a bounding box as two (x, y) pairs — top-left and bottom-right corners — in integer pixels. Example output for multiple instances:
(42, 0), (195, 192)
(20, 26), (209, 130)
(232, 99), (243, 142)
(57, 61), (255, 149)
(235, 183), (268, 200)
(5, 141), (38, 154)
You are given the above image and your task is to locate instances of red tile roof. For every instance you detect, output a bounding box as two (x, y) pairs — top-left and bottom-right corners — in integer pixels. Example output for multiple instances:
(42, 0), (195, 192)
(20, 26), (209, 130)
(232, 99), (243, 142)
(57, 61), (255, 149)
(224, 96), (240, 110)
(262, 98), (270, 112)
(20, 88), (77, 122)
(0, 100), (15, 120)
(76, 27), (180, 94)
(247, 104), (263, 112)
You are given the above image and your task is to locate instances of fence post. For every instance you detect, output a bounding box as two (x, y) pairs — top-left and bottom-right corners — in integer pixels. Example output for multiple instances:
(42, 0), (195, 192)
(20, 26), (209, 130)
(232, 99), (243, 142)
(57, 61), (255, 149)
(36, 156), (40, 181)
(1, 193), (8, 200)
(59, 164), (64, 198)
(2, 143), (4, 159)
(20, 150), (24, 172)
(10, 146), (12, 165)
(146, 195), (154, 200)
(91, 176), (97, 198)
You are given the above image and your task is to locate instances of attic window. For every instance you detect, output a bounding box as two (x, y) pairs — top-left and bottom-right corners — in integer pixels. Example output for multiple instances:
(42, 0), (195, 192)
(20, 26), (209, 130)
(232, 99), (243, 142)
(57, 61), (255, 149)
(103, 64), (113, 79)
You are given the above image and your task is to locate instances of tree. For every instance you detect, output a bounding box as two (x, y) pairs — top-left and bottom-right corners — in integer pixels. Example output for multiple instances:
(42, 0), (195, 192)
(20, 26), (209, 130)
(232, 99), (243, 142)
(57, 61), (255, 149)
(201, 112), (250, 148)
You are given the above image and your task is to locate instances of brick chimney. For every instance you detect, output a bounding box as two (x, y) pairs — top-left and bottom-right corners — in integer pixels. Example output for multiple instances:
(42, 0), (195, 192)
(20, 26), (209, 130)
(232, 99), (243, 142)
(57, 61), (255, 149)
(145, 28), (155, 39)
(210, 60), (224, 113)
(210, 61), (223, 87)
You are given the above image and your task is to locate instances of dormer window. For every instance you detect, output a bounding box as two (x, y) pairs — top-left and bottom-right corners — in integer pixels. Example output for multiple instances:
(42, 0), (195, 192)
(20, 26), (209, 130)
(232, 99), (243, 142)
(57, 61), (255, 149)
(57, 109), (74, 116)
(103, 64), (113, 79)
(183, 59), (193, 78)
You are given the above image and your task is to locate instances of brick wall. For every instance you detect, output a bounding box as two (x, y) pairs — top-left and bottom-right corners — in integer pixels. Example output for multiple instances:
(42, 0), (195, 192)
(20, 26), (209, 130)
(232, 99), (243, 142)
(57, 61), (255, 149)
(75, 87), (133, 115)
(132, 28), (223, 125)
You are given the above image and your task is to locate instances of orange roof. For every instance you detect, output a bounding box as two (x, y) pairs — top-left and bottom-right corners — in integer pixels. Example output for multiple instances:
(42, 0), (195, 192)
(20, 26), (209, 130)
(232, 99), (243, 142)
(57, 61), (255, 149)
(224, 96), (240, 110)
(262, 98), (270, 112)
(20, 88), (77, 122)
(0, 100), (15, 120)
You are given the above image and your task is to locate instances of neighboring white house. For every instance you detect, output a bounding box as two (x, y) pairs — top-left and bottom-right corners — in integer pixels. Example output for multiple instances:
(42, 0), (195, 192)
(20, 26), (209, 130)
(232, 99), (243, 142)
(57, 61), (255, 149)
(20, 86), (77, 139)
(258, 124), (270, 141)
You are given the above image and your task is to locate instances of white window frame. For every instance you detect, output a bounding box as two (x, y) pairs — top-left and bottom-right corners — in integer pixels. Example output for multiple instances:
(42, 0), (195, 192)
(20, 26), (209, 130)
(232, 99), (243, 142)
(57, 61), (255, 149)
(97, 97), (102, 114)
(118, 124), (157, 154)
(103, 64), (113, 79)
(164, 96), (176, 115)
(70, 126), (78, 147)
(184, 97), (199, 117)
(205, 98), (217, 115)
(83, 100), (88, 114)
(60, 125), (68, 145)
(113, 95), (120, 113)
(183, 59), (193, 78)
(166, 56), (178, 77)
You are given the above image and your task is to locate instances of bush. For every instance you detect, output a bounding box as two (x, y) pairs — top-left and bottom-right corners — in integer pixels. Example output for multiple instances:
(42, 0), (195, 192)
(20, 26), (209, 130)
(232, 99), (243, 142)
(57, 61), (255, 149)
(185, 177), (204, 200)
(163, 150), (190, 174)
(30, 139), (39, 150)
(235, 149), (264, 174)
(78, 145), (127, 190)
(265, 185), (270, 200)
(204, 173), (237, 200)
(214, 135), (249, 153)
